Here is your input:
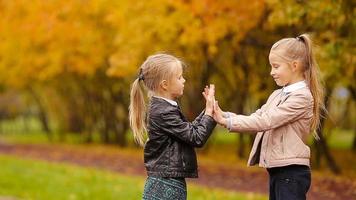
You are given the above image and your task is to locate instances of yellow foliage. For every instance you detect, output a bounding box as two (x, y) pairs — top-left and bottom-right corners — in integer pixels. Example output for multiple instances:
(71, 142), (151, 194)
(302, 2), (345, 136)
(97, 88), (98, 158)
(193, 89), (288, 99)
(0, 0), (264, 86)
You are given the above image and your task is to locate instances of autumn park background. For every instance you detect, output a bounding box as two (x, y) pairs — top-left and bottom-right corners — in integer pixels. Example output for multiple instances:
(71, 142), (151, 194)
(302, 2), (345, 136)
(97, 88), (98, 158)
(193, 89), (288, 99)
(0, 0), (355, 199)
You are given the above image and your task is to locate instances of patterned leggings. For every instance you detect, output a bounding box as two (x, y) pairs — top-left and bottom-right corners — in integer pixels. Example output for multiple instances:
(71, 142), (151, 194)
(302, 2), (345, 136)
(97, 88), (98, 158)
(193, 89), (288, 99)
(142, 176), (187, 200)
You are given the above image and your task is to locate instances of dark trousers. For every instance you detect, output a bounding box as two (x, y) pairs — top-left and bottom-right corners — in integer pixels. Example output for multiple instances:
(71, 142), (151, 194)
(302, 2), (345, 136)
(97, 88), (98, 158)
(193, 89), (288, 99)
(267, 165), (311, 200)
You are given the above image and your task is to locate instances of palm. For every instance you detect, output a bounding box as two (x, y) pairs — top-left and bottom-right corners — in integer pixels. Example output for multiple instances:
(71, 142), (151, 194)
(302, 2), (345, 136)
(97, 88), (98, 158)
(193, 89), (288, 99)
(213, 101), (225, 125)
(202, 84), (215, 116)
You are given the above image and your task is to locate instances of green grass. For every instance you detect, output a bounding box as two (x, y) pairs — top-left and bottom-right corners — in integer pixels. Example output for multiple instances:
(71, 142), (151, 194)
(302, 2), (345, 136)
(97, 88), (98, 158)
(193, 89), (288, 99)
(326, 128), (354, 150)
(0, 132), (52, 144)
(0, 154), (267, 200)
(0, 131), (106, 146)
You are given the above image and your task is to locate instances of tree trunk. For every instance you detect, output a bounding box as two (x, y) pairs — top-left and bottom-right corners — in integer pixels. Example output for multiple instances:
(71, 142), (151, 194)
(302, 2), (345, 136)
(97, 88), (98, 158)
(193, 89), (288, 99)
(235, 45), (250, 158)
(115, 120), (128, 147)
(191, 44), (216, 153)
(352, 130), (356, 152)
(85, 131), (93, 143)
(102, 113), (111, 144)
(237, 134), (245, 158)
(28, 87), (52, 141)
(109, 88), (128, 147)
(347, 86), (356, 152)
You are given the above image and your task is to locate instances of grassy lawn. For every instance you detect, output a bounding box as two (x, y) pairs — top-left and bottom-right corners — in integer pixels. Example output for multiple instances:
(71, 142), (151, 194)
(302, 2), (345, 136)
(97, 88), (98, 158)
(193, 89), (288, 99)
(0, 154), (266, 200)
(325, 128), (354, 150)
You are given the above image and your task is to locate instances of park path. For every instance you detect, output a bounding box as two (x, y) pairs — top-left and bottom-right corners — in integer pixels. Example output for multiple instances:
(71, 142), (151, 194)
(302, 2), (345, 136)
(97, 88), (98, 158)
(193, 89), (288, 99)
(0, 142), (355, 200)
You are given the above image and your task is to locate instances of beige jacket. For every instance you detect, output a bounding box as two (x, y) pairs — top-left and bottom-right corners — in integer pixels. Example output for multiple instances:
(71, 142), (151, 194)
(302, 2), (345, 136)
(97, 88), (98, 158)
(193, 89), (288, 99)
(229, 87), (313, 168)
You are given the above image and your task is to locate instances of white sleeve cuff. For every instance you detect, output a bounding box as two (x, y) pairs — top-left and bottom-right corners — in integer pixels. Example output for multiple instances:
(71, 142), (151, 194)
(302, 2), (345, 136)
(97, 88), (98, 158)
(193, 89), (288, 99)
(223, 112), (230, 118)
(227, 117), (232, 132)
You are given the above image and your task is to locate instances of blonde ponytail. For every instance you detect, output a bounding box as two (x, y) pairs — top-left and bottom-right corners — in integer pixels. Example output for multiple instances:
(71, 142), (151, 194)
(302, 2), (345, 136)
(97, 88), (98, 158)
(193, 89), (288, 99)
(298, 34), (326, 139)
(129, 78), (147, 146)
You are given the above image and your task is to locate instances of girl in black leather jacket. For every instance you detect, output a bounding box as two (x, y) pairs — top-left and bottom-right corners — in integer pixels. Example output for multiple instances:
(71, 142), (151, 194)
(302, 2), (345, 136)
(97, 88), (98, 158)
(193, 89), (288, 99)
(129, 53), (216, 200)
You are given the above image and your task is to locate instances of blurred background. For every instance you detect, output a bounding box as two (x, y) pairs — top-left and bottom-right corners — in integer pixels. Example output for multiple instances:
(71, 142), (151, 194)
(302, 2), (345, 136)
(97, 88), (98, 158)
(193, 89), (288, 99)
(0, 0), (354, 200)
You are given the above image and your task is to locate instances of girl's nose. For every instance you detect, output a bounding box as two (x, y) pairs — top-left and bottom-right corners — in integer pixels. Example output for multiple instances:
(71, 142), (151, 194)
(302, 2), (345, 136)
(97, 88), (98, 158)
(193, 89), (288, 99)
(270, 69), (274, 76)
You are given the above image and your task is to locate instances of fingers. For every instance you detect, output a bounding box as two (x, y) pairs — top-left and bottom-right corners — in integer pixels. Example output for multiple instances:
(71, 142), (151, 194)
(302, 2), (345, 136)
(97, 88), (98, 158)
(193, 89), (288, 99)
(202, 92), (207, 100)
(213, 101), (226, 125)
(202, 87), (208, 100)
(209, 84), (215, 96)
(207, 84), (215, 99)
(202, 85), (210, 99)
(202, 84), (216, 103)
(214, 101), (223, 115)
(214, 101), (219, 110)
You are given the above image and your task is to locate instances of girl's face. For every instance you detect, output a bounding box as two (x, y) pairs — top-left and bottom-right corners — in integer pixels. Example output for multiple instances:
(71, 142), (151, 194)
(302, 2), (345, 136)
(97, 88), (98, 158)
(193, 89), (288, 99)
(269, 51), (295, 87)
(166, 62), (185, 99)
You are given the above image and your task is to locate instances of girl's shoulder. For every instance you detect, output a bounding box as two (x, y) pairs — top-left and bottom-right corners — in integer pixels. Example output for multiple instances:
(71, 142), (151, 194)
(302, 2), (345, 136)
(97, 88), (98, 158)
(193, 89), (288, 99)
(270, 89), (283, 97)
(291, 87), (313, 99)
(265, 89), (283, 103)
(270, 87), (313, 100)
(289, 87), (314, 104)
(279, 88), (314, 110)
(266, 88), (313, 107)
(149, 97), (180, 117)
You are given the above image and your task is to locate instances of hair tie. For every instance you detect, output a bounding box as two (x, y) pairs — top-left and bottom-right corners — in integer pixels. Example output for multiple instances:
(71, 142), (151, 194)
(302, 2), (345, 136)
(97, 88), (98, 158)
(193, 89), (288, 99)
(296, 36), (304, 42)
(138, 68), (144, 81)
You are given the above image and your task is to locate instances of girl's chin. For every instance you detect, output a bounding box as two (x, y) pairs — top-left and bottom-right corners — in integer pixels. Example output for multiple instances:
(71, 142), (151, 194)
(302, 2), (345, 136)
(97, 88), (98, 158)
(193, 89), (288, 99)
(274, 80), (285, 87)
(174, 93), (184, 98)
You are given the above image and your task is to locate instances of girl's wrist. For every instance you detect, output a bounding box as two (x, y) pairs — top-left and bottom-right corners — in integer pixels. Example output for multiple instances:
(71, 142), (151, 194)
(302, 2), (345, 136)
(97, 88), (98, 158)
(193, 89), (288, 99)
(223, 111), (230, 118)
(222, 118), (228, 127)
(227, 117), (232, 131)
(220, 117), (231, 131)
(204, 110), (213, 117)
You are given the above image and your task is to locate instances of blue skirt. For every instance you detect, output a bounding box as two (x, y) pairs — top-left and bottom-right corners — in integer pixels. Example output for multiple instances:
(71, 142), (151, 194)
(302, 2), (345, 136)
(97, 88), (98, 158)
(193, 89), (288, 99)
(142, 176), (187, 200)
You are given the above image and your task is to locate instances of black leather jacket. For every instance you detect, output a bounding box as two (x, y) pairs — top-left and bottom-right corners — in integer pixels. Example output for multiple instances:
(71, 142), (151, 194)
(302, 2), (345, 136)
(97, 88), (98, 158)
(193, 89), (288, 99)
(144, 97), (216, 178)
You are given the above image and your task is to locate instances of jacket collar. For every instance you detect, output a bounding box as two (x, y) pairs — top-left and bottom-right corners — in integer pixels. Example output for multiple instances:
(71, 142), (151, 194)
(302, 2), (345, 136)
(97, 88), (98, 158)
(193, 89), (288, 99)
(282, 80), (307, 94)
(152, 96), (178, 106)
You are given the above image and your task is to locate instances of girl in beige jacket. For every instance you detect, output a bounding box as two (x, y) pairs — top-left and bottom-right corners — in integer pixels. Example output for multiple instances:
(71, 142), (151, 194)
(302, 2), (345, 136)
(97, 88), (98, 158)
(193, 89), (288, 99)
(213, 34), (324, 200)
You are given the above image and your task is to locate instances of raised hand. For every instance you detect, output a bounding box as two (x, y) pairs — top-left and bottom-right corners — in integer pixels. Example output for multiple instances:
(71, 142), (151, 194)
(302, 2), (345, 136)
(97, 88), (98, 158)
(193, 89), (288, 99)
(213, 101), (227, 127)
(202, 84), (215, 117)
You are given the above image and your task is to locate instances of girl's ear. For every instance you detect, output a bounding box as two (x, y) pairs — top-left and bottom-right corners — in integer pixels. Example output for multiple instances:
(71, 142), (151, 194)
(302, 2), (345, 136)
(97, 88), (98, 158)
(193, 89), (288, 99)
(160, 80), (169, 91)
(291, 60), (300, 72)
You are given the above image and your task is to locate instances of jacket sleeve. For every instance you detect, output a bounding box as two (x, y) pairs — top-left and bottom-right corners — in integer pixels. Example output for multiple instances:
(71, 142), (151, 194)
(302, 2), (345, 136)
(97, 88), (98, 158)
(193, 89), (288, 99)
(230, 93), (313, 132)
(223, 90), (278, 129)
(160, 108), (216, 147)
(224, 103), (267, 119)
(192, 110), (205, 126)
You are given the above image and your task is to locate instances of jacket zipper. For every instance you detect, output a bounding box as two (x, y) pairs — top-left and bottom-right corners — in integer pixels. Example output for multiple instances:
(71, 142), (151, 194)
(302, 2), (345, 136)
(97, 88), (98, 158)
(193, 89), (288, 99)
(182, 154), (186, 169)
(264, 134), (269, 167)
(262, 91), (282, 167)
(263, 91), (287, 167)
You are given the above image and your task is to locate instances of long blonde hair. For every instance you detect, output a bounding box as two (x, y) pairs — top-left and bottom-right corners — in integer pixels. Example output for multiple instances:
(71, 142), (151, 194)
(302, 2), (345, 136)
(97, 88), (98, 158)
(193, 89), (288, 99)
(270, 33), (325, 139)
(129, 53), (183, 146)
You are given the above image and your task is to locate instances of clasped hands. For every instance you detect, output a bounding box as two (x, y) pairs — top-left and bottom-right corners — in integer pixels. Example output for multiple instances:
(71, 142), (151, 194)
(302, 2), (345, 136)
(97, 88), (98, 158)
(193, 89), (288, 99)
(202, 84), (227, 128)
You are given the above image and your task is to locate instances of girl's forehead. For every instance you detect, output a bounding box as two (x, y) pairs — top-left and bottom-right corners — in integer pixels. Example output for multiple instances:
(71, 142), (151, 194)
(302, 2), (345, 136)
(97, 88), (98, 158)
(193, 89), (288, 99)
(269, 51), (280, 61)
(269, 50), (287, 62)
(171, 61), (183, 73)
